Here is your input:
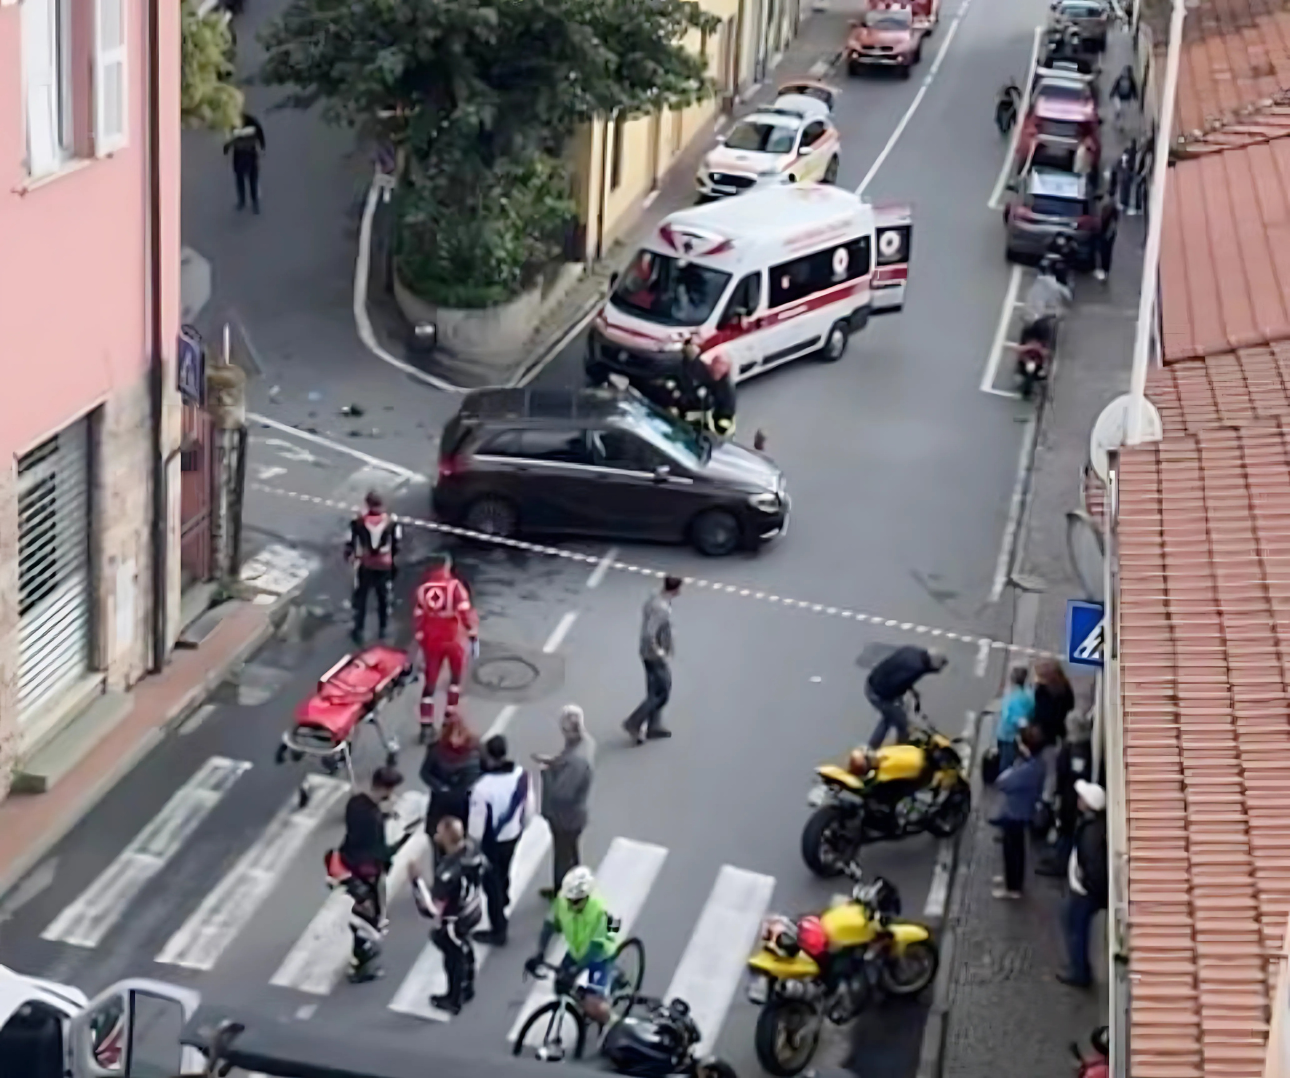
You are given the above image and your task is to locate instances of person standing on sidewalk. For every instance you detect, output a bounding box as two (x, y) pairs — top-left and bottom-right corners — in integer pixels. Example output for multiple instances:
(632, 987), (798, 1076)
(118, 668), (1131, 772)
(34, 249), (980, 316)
(1057, 780), (1108, 988)
(537, 705), (595, 900)
(990, 726), (1046, 899)
(1038, 708), (1095, 876)
(1093, 194), (1119, 282)
(345, 492), (401, 645)
(223, 112), (266, 214)
(996, 665), (1034, 771)
(623, 576), (682, 744)
(1135, 138), (1155, 221)
(1114, 141), (1137, 214)
(467, 735), (530, 946)
(1109, 64), (1138, 131)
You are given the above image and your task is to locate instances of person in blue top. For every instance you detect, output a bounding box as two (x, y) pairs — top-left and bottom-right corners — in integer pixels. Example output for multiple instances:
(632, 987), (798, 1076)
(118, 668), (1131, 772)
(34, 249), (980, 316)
(996, 665), (1035, 771)
(991, 725), (1046, 899)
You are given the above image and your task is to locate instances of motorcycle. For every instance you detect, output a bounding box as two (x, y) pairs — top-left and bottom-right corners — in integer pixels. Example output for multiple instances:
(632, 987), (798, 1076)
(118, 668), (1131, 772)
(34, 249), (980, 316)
(1070, 1026), (1109, 1078)
(801, 708), (971, 877)
(995, 80), (1021, 135)
(745, 870), (938, 1076)
(601, 997), (738, 1078)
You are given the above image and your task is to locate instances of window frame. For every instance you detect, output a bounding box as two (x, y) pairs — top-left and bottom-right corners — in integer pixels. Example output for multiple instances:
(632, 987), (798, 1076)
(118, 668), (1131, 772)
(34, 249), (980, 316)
(719, 272), (764, 327)
(800, 120), (826, 149)
(767, 236), (874, 310)
(22, 0), (77, 178)
(94, 0), (130, 157)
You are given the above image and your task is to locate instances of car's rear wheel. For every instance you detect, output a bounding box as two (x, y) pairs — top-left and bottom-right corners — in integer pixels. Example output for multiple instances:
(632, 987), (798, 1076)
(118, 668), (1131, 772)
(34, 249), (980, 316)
(463, 497), (518, 541)
(819, 320), (850, 363)
(824, 156), (840, 184)
(691, 509), (742, 557)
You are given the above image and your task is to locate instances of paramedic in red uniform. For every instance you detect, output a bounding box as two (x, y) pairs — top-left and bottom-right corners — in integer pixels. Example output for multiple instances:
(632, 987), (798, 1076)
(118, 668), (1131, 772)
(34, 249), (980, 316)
(345, 492), (402, 645)
(413, 553), (479, 735)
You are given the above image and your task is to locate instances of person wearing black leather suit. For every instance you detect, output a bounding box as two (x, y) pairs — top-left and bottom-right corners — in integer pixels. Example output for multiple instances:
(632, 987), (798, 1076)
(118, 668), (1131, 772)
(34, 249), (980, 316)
(413, 816), (487, 1014)
(665, 341), (737, 437)
(338, 766), (405, 983)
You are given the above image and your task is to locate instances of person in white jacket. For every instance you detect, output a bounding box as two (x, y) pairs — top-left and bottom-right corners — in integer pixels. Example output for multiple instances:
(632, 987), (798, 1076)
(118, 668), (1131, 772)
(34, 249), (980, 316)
(468, 735), (531, 946)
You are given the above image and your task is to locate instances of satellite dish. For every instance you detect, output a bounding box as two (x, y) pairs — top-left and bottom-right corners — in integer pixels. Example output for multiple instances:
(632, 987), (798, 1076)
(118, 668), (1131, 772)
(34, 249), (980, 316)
(1089, 393), (1163, 482)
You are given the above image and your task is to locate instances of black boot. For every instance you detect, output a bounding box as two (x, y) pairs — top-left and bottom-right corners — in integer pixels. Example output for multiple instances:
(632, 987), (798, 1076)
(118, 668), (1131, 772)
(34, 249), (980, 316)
(431, 993), (462, 1014)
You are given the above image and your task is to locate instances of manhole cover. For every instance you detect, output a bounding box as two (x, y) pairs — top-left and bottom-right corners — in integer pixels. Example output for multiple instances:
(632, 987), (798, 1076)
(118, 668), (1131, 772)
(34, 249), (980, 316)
(473, 655), (540, 692)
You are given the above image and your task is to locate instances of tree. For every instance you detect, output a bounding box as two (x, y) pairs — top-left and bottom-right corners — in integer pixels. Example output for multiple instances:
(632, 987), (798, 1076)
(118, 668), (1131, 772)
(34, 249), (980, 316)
(181, 0), (244, 131)
(260, 0), (718, 163)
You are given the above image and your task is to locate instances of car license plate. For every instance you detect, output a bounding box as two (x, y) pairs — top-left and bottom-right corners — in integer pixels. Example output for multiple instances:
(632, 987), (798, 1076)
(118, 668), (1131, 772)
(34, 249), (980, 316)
(807, 785), (827, 808)
(747, 974), (769, 1004)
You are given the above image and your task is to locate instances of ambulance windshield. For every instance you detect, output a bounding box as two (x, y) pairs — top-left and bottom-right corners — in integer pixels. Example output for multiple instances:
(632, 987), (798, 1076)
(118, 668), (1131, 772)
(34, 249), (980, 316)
(612, 250), (732, 327)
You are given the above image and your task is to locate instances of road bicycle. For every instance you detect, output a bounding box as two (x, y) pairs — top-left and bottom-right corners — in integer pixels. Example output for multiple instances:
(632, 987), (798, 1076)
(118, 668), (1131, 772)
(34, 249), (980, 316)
(512, 935), (646, 1062)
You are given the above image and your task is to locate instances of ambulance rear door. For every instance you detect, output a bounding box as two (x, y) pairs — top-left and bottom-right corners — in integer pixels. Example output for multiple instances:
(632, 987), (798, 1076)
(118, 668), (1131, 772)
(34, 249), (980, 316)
(68, 978), (202, 1078)
(872, 201), (913, 312)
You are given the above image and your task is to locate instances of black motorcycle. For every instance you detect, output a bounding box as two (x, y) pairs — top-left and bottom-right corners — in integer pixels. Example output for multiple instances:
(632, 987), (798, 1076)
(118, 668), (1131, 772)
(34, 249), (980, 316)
(601, 998), (738, 1078)
(995, 81), (1021, 135)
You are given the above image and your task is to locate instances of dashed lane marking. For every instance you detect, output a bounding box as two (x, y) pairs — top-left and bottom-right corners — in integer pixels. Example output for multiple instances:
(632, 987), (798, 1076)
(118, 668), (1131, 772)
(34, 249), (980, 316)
(249, 482), (1060, 660)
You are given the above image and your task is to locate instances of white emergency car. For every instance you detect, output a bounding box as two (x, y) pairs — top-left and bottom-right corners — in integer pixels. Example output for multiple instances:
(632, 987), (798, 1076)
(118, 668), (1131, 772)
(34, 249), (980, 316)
(586, 185), (913, 386)
(696, 93), (841, 200)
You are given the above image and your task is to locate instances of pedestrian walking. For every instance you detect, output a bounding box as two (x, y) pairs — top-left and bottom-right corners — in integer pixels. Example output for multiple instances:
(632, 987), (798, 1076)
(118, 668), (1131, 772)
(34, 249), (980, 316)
(536, 705), (595, 900)
(412, 816), (486, 1014)
(1057, 781), (1108, 987)
(421, 717), (481, 849)
(1115, 142), (1136, 214)
(1093, 194), (1119, 281)
(1038, 708), (1095, 876)
(345, 491), (401, 645)
(990, 726), (1046, 899)
(336, 765), (405, 983)
(412, 553), (479, 737)
(223, 112), (266, 213)
(623, 576), (682, 744)
(996, 665), (1034, 772)
(1109, 64), (1138, 131)
(865, 645), (949, 749)
(467, 735), (531, 946)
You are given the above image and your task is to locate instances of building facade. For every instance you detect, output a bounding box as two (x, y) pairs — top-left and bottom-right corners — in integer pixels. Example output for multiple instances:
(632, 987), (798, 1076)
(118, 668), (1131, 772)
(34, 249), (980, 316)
(0, 0), (184, 797)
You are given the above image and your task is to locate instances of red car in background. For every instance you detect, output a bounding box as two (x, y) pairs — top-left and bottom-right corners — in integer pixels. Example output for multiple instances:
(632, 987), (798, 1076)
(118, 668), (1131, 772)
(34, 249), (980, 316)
(846, 3), (927, 78)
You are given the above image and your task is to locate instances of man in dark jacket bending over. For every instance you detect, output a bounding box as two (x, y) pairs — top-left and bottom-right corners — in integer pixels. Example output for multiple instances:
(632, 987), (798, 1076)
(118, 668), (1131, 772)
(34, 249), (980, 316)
(865, 645), (948, 749)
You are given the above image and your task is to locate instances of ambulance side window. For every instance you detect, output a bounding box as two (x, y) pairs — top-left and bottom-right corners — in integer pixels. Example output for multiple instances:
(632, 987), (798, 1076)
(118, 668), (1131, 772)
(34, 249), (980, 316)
(719, 274), (763, 326)
(768, 237), (873, 308)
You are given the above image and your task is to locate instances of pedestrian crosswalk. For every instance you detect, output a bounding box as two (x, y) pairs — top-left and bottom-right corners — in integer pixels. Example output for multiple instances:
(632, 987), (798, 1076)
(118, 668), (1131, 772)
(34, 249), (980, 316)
(29, 755), (780, 1055)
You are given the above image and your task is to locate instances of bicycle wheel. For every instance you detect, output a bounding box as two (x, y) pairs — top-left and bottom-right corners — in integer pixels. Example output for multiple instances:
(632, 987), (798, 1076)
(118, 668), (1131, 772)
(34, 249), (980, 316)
(607, 937), (646, 1024)
(513, 997), (587, 1062)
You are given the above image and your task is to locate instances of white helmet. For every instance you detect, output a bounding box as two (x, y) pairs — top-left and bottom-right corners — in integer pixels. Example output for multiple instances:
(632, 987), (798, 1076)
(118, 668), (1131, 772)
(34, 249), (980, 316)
(560, 865), (595, 902)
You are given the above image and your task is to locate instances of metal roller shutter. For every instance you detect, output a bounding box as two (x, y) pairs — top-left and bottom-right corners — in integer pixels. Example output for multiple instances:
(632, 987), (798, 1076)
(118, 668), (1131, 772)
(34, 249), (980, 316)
(17, 419), (92, 724)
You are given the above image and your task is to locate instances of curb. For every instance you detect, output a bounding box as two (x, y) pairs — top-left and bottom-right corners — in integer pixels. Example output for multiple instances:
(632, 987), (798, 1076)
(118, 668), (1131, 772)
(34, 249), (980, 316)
(0, 588), (302, 904)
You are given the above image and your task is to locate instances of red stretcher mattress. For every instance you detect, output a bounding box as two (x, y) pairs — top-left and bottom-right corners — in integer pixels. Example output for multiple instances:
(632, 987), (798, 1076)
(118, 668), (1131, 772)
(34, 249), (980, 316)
(292, 645), (411, 743)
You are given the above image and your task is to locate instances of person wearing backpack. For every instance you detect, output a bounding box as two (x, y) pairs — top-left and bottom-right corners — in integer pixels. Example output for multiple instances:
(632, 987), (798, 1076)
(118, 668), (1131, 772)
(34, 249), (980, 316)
(467, 736), (530, 946)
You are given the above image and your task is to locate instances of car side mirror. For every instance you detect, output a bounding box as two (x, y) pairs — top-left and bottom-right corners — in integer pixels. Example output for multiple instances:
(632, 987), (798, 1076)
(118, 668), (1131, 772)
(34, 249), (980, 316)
(653, 465), (671, 483)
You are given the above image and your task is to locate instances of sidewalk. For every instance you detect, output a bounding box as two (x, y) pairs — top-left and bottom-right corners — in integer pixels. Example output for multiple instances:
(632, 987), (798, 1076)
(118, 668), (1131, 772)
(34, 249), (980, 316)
(362, 4), (854, 389)
(925, 31), (1146, 1078)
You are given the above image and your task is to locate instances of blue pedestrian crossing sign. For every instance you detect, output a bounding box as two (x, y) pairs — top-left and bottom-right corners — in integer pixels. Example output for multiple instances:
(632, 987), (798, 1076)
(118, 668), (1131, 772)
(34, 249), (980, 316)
(1066, 600), (1104, 668)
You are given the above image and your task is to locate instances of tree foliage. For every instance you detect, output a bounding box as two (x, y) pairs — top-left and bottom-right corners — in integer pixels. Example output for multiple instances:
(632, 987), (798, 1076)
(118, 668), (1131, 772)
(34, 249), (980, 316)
(181, 0), (244, 131)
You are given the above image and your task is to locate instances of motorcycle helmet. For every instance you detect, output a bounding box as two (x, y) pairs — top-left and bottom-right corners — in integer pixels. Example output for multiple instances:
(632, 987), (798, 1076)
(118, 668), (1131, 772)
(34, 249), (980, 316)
(796, 915), (829, 959)
(848, 748), (874, 777)
(601, 1014), (683, 1077)
(761, 914), (800, 958)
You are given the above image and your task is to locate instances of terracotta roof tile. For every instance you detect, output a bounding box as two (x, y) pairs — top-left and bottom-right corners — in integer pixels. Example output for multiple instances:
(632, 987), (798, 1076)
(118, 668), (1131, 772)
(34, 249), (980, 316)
(1120, 418), (1290, 1078)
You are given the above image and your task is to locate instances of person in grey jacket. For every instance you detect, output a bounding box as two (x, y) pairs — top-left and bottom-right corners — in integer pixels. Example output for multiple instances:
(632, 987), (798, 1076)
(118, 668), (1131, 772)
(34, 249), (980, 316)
(623, 576), (682, 744)
(536, 705), (595, 900)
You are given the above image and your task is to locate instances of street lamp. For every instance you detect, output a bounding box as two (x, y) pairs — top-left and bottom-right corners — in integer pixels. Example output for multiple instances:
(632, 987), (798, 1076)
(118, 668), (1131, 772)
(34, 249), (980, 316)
(1125, 0), (1197, 445)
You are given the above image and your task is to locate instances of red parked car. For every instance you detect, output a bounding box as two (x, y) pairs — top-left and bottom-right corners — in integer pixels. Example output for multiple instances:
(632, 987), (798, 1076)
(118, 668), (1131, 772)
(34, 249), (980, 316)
(846, 4), (927, 78)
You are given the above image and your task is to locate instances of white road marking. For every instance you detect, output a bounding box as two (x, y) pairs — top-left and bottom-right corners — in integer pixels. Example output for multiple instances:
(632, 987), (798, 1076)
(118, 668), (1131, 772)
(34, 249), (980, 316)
(989, 412), (1040, 602)
(973, 639), (990, 678)
(256, 466), (288, 481)
(987, 26), (1044, 210)
(509, 837), (668, 1046)
(177, 703), (218, 736)
(270, 791), (428, 995)
(329, 465), (413, 509)
(542, 612), (579, 654)
(485, 704), (519, 739)
(261, 438), (324, 466)
(389, 817), (552, 1021)
(42, 758), (252, 948)
(980, 264), (1025, 397)
(248, 413), (428, 482)
(587, 548), (618, 589)
(855, 0), (975, 195)
(923, 842), (954, 919)
(239, 543), (320, 605)
(156, 775), (349, 970)
(663, 866), (776, 1054)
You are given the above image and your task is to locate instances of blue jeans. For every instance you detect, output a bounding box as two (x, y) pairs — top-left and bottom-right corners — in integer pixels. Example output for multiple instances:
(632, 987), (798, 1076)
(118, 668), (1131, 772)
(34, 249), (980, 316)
(997, 739), (1017, 772)
(1063, 891), (1099, 984)
(866, 686), (909, 749)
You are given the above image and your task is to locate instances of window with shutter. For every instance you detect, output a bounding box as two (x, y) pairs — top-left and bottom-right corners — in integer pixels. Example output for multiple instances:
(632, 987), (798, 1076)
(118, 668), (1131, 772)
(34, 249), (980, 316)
(22, 0), (60, 176)
(95, 0), (128, 155)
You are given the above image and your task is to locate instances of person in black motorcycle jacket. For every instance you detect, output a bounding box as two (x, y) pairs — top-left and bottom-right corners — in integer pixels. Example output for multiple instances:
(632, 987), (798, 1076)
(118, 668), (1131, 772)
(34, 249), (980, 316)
(338, 766), (405, 983)
(412, 816), (487, 1014)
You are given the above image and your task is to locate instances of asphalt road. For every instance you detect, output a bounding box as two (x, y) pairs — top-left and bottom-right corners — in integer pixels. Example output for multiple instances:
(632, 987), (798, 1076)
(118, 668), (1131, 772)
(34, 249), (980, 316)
(0, 2), (1055, 1076)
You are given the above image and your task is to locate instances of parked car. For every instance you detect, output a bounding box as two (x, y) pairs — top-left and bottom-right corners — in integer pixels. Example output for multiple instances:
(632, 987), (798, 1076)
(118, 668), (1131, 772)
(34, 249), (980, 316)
(696, 96), (840, 199)
(846, 3), (926, 77)
(433, 388), (790, 557)
(1003, 168), (1097, 265)
(1016, 73), (1100, 172)
(1049, 0), (1110, 52)
(776, 79), (840, 112)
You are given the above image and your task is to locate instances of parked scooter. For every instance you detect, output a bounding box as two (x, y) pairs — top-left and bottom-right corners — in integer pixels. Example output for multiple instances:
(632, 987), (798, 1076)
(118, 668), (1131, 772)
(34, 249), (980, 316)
(1070, 1026), (1109, 1078)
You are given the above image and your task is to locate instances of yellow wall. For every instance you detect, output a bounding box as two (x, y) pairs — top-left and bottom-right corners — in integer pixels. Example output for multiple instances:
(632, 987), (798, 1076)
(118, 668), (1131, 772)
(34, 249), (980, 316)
(574, 0), (744, 262)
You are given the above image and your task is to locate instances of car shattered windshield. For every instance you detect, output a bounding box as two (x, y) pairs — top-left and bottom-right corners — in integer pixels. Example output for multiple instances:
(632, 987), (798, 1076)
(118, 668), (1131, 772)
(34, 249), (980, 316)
(724, 120), (798, 155)
(611, 250), (733, 327)
(864, 8), (912, 28)
(623, 400), (708, 466)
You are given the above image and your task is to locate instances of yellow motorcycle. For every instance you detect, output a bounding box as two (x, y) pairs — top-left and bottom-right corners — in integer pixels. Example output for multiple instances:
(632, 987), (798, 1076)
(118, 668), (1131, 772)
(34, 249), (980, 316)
(801, 714), (971, 877)
(745, 871), (938, 1076)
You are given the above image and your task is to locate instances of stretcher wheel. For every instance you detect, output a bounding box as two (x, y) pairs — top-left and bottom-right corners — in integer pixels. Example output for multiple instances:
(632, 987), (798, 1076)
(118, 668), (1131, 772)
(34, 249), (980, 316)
(322, 756), (342, 776)
(274, 744), (288, 765)
(298, 785), (312, 810)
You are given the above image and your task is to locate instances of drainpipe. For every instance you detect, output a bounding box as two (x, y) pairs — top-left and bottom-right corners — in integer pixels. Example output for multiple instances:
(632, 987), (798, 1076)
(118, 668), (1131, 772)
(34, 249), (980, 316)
(147, 0), (168, 672)
(596, 114), (614, 262)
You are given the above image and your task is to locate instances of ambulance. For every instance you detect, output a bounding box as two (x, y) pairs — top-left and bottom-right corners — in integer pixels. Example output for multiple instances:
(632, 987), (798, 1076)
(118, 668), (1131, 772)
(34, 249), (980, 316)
(586, 184), (912, 385)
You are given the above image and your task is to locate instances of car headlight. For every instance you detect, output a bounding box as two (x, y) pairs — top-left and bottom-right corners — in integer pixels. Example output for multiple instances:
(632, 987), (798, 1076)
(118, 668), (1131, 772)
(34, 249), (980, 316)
(749, 491), (782, 512)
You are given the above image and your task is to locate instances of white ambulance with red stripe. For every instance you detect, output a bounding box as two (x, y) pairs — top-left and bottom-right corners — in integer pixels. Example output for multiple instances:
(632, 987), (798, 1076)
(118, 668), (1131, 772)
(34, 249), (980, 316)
(586, 184), (912, 385)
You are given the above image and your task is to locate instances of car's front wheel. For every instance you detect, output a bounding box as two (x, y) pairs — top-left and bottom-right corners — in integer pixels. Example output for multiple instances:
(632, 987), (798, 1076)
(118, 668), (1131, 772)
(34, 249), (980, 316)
(463, 496), (519, 541)
(691, 509), (742, 556)
(819, 320), (850, 363)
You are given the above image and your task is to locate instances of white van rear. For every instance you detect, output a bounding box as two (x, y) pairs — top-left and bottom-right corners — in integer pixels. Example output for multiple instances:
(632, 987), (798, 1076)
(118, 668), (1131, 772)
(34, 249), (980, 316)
(586, 185), (913, 385)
